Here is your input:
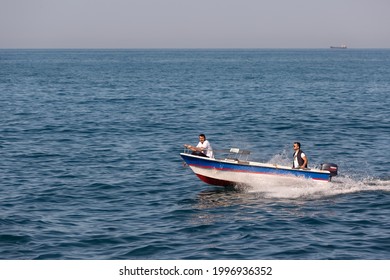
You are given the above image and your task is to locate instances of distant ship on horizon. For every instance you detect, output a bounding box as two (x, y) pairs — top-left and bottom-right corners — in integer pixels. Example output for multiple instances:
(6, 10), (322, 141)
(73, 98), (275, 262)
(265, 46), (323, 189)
(330, 44), (347, 49)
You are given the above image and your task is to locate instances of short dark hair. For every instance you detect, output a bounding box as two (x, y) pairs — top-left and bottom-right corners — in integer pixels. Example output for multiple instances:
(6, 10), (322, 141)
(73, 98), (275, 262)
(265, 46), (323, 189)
(294, 142), (301, 148)
(199, 134), (206, 139)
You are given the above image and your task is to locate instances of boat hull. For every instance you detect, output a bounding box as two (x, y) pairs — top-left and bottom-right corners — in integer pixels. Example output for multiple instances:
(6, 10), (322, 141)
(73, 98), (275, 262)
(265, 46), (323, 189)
(180, 153), (332, 187)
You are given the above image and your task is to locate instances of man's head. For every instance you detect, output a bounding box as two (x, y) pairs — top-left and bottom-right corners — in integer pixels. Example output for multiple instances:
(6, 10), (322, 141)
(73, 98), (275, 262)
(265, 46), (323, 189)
(199, 134), (206, 143)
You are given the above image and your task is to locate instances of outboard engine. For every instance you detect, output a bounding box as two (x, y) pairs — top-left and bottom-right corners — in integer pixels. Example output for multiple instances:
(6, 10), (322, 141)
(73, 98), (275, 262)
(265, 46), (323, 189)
(320, 163), (338, 177)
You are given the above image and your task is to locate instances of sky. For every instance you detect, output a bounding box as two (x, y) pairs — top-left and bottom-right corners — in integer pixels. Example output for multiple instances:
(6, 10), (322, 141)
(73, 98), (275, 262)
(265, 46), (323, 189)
(1, 0), (390, 48)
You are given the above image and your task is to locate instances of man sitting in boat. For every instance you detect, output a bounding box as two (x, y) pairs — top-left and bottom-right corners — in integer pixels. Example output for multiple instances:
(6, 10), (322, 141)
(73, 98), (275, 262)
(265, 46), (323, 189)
(184, 134), (214, 158)
(293, 142), (308, 169)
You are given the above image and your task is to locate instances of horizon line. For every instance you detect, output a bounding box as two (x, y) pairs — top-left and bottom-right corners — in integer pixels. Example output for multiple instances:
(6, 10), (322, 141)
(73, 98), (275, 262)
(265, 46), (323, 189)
(1, 47), (390, 50)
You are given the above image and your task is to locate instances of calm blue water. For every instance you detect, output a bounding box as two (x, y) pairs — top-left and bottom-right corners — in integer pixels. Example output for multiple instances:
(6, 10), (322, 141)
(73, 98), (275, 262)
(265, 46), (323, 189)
(1, 49), (389, 260)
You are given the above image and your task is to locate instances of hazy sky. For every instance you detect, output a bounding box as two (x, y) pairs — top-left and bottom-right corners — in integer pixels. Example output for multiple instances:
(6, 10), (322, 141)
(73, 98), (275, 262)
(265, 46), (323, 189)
(1, 0), (389, 48)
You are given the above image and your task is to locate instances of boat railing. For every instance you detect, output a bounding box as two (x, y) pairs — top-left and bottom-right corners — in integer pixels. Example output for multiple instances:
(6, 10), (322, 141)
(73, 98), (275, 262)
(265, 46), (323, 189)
(182, 147), (251, 162)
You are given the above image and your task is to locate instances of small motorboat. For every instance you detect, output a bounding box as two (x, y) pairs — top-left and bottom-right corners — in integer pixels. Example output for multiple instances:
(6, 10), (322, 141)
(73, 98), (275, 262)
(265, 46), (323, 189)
(180, 148), (338, 187)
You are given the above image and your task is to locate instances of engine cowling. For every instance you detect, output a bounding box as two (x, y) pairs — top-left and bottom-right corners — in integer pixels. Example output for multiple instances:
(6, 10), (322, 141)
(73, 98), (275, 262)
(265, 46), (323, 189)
(320, 163), (338, 176)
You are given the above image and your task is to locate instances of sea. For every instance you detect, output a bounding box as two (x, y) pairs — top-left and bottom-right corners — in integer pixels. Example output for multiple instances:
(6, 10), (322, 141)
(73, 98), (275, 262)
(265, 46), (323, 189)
(0, 49), (389, 260)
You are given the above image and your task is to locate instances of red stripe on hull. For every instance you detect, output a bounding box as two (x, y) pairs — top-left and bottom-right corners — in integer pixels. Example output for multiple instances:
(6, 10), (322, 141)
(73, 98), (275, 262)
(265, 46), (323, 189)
(196, 174), (234, 187)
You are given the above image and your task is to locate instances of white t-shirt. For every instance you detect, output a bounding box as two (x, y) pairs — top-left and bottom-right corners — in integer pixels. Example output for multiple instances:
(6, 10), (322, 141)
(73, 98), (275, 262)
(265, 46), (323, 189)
(196, 140), (214, 158)
(293, 151), (306, 168)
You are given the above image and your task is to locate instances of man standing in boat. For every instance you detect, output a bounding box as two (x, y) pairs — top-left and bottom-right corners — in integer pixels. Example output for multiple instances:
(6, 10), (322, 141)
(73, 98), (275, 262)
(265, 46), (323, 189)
(184, 134), (214, 158)
(293, 142), (308, 169)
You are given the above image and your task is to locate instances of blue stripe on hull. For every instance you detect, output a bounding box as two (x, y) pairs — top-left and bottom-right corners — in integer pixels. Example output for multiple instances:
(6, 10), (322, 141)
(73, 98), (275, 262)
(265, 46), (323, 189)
(181, 153), (330, 182)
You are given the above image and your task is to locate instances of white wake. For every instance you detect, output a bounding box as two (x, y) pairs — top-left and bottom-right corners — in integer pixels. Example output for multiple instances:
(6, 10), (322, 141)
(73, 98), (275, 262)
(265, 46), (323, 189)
(241, 176), (390, 199)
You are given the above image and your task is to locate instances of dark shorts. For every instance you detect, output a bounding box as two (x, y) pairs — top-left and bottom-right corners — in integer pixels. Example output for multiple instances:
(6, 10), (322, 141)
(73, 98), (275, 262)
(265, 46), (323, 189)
(191, 151), (208, 157)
